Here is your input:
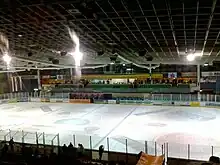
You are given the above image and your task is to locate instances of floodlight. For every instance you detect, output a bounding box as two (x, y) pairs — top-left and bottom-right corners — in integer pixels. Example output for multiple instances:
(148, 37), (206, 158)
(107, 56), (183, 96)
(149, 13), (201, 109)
(68, 28), (83, 67)
(186, 54), (195, 61)
(3, 53), (11, 65)
(204, 63), (208, 66)
(73, 51), (83, 67)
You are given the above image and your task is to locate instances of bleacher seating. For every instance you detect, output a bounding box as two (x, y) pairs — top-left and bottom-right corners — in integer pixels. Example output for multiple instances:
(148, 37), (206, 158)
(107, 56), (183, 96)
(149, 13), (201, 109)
(0, 140), (136, 165)
(51, 83), (191, 94)
(0, 140), (217, 165)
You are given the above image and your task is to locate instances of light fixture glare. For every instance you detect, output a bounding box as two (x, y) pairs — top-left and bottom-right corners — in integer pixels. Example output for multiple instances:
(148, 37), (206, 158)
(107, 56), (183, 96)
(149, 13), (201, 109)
(186, 54), (195, 61)
(3, 53), (11, 64)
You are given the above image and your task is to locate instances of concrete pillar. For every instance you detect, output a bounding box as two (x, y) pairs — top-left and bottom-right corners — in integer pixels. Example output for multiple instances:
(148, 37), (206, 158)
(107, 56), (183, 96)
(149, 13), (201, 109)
(37, 70), (41, 90)
(197, 64), (200, 89)
(11, 76), (14, 92)
(149, 64), (152, 84)
(70, 68), (73, 80)
(110, 63), (114, 73)
(197, 64), (201, 101)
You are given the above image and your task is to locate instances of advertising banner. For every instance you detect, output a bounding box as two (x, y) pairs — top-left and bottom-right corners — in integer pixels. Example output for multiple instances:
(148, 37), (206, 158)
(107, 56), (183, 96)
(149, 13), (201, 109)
(168, 72), (177, 78)
(119, 99), (145, 104)
(1, 100), (9, 104)
(190, 102), (200, 106)
(56, 99), (63, 103)
(151, 74), (163, 78)
(202, 71), (220, 77)
(119, 100), (126, 104)
(152, 102), (162, 105)
(63, 98), (69, 103)
(143, 100), (153, 105)
(69, 99), (91, 104)
(152, 101), (172, 106)
(181, 72), (196, 77)
(42, 75), (50, 79)
(18, 97), (29, 102)
(8, 99), (17, 103)
(108, 100), (117, 104)
(49, 98), (57, 103)
(136, 100), (144, 104)
(200, 102), (206, 106)
(30, 98), (41, 102)
(21, 75), (38, 79)
(41, 98), (50, 102)
(81, 73), (163, 79)
(205, 102), (220, 107)
(125, 100), (135, 104)
(136, 152), (164, 165)
(174, 101), (190, 106)
(119, 100), (133, 104)
(94, 100), (108, 104)
(0, 100), (8, 105)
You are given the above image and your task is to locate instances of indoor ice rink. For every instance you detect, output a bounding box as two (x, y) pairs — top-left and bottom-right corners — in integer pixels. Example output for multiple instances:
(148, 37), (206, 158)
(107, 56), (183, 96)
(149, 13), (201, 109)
(0, 102), (220, 160)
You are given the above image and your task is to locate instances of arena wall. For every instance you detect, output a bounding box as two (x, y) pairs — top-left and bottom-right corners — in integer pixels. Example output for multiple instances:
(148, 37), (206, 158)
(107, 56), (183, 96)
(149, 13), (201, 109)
(0, 93), (219, 109)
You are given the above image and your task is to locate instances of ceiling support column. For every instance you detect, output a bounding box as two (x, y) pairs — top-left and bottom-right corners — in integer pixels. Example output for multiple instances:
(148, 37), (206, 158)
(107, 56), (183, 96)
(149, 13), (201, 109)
(37, 69), (41, 90)
(149, 64), (153, 84)
(197, 64), (201, 101)
(70, 68), (73, 80)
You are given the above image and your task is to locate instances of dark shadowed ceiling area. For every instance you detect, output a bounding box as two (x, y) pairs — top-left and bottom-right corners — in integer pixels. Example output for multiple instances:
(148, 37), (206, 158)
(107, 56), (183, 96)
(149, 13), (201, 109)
(0, 0), (219, 70)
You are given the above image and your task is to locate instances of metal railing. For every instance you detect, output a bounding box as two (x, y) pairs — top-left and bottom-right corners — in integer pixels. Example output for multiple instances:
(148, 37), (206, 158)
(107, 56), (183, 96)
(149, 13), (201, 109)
(0, 129), (219, 161)
(147, 93), (219, 102)
(45, 92), (220, 102)
(0, 92), (219, 161)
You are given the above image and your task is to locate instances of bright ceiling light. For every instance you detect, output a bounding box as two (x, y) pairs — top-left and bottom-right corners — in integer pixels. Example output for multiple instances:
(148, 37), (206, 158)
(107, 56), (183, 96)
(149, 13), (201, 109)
(34, 88), (39, 91)
(3, 53), (11, 65)
(71, 51), (83, 67)
(186, 54), (195, 61)
(68, 28), (83, 67)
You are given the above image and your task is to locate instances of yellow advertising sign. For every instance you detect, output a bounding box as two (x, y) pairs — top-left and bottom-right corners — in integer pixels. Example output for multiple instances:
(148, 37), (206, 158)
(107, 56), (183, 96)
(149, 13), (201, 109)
(151, 74), (163, 78)
(190, 102), (200, 107)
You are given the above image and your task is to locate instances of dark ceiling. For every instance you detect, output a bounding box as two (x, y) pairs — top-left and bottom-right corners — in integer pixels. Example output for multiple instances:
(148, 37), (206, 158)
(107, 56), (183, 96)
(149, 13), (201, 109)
(0, 0), (219, 68)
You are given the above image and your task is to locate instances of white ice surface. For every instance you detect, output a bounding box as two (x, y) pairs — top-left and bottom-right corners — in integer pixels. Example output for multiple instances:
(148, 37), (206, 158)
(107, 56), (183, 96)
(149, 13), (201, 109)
(0, 102), (220, 160)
